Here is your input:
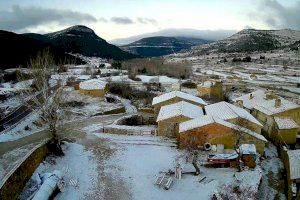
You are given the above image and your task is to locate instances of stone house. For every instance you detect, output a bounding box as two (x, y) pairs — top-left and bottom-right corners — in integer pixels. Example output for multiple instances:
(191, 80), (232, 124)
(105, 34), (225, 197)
(239, 144), (257, 168)
(178, 115), (267, 154)
(253, 98), (300, 143)
(233, 89), (267, 113)
(272, 117), (299, 146)
(197, 80), (223, 100)
(281, 149), (300, 200)
(79, 79), (107, 98)
(233, 89), (300, 144)
(205, 101), (263, 133)
(156, 101), (204, 137)
(152, 91), (207, 114)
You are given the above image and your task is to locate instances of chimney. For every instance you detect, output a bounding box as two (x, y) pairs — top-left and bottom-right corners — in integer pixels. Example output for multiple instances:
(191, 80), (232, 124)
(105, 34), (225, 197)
(266, 90), (276, 100)
(237, 100), (243, 107)
(275, 98), (281, 108)
(249, 93), (253, 99)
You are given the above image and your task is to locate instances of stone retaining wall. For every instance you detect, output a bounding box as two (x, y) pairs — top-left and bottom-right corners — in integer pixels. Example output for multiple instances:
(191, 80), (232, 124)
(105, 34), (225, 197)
(0, 140), (49, 200)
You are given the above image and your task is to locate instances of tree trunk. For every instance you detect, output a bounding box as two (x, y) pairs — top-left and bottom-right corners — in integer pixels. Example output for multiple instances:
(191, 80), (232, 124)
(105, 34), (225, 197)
(48, 121), (64, 156)
(192, 154), (200, 175)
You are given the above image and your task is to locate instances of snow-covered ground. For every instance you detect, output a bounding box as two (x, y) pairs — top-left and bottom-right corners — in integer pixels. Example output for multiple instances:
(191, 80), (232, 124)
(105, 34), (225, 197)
(20, 142), (99, 200)
(258, 143), (286, 200)
(0, 113), (41, 143)
(85, 128), (263, 200)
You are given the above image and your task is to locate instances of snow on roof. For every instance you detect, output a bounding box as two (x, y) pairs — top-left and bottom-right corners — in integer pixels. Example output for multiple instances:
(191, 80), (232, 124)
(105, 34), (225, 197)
(239, 144), (256, 155)
(156, 101), (204, 122)
(274, 117), (299, 130)
(199, 80), (218, 88)
(152, 91), (207, 106)
(179, 115), (267, 142)
(254, 98), (300, 116)
(179, 115), (215, 132)
(287, 150), (300, 180)
(233, 89), (267, 110)
(205, 101), (262, 126)
(233, 89), (300, 115)
(79, 79), (107, 90)
(209, 152), (238, 160)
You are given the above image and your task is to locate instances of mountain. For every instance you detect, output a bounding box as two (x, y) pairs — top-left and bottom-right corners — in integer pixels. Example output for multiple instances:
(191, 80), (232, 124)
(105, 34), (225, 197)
(0, 25), (138, 69)
(44, 25), (137, 60)
(111, 28), (236, 45)
(121, 36), (211, 57)
(191, 29), (300, 54)
(0, 30), (82, 69)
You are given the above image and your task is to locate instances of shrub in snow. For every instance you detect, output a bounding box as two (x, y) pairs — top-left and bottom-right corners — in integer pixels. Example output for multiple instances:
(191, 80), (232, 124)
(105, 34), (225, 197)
(213, 182), (258, 200)
(181, 81), (197, 88)
(242, 56), (251, 62)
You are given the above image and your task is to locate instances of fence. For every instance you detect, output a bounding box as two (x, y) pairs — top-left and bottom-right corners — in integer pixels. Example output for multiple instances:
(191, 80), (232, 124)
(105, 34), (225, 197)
(102, 125), (157, 136)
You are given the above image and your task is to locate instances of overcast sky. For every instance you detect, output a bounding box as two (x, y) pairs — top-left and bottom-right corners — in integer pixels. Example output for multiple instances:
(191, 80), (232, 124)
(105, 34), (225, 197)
(0, 0), (299, 40)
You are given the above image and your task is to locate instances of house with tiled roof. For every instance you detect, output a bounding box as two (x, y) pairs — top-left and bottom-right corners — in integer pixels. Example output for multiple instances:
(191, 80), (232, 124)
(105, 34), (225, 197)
(152, 91), (207, 114)
(233, 89), (300, 145)
(156, 101), (204, 137)
(178, 114), (267, 154)
(205, 101), (263, 133)
(281, 149), (300, 199)
(79, 79), (107, 97)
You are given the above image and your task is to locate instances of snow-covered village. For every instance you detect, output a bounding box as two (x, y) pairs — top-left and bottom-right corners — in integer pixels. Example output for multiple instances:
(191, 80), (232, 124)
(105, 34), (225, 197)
(0, 1), (300, 200)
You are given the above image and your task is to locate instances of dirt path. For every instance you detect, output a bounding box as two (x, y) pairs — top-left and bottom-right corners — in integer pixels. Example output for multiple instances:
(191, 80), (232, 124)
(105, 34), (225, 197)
(0, 113), (127, 156)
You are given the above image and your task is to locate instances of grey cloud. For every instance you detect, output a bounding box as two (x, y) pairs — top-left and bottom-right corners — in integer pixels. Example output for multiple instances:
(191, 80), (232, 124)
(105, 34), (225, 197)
(110, 17), (133, 24)
(244, 25), (254, 29)
(136, 17), (157, 25)
(254, 0), (300, 29)
(0, 5), (97, 31)
(98, 17), (108, 23)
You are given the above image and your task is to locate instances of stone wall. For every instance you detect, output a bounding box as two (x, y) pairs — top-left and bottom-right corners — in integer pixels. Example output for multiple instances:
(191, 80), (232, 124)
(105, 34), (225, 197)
(79, 88), (106, 98)
(179, 123), (265, 154)
(158, 116), (190, 137)
(0, 140), (49, 200)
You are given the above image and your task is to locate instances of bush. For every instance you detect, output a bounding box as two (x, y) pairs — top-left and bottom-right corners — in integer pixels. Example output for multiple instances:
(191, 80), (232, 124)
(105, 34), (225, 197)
(111, 61), (122, 70)
(99, 63), (105, 68)
(121, 58), (192, 79)
(3, 70), (30, 83)
(108, 83), (155, 104)
(108, 83), (133, 99)
(232, 57), (242, 62)
(242, 56), (251, 62)
(181, 81), (197, 88)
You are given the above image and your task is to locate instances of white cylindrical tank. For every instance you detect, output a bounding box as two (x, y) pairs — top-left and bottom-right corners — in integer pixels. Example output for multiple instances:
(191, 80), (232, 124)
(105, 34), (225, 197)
(32, 170), (62, 200)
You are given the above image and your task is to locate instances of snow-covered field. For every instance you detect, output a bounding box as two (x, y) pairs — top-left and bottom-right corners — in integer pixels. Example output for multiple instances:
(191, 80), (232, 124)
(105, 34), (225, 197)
(20, 142), (99, 200)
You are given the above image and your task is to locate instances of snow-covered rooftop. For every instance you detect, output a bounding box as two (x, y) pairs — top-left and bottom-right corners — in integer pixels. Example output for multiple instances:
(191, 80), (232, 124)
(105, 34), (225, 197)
(198, 80), (219, 88)
(254, 98), (300, 116)
(274, 117), (299, 130)
(156, 101), (204, 122)
(179, 115), (267, 142)
(239, 144), (256, 155)
(205, 101), (263, 127)
(287, 150), (300, 180)
(79, 79), (107, 90)
(233, 89), (300, 115)
(233, 89), (267, 110)
(152, 91), (207, 106)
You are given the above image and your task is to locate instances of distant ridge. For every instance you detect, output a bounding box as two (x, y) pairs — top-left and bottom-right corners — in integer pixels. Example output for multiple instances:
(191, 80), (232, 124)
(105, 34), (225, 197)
(0, 25), (138, 69)
(121, 36), (211, 57)
(190, 28), (300, 54)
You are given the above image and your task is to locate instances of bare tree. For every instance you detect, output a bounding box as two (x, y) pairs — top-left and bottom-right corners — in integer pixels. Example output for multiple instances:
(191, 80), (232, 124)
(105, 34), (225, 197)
(232, 118), (248, 171)
(233, 118), (247, 150)
(19, 50), (68, 155)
